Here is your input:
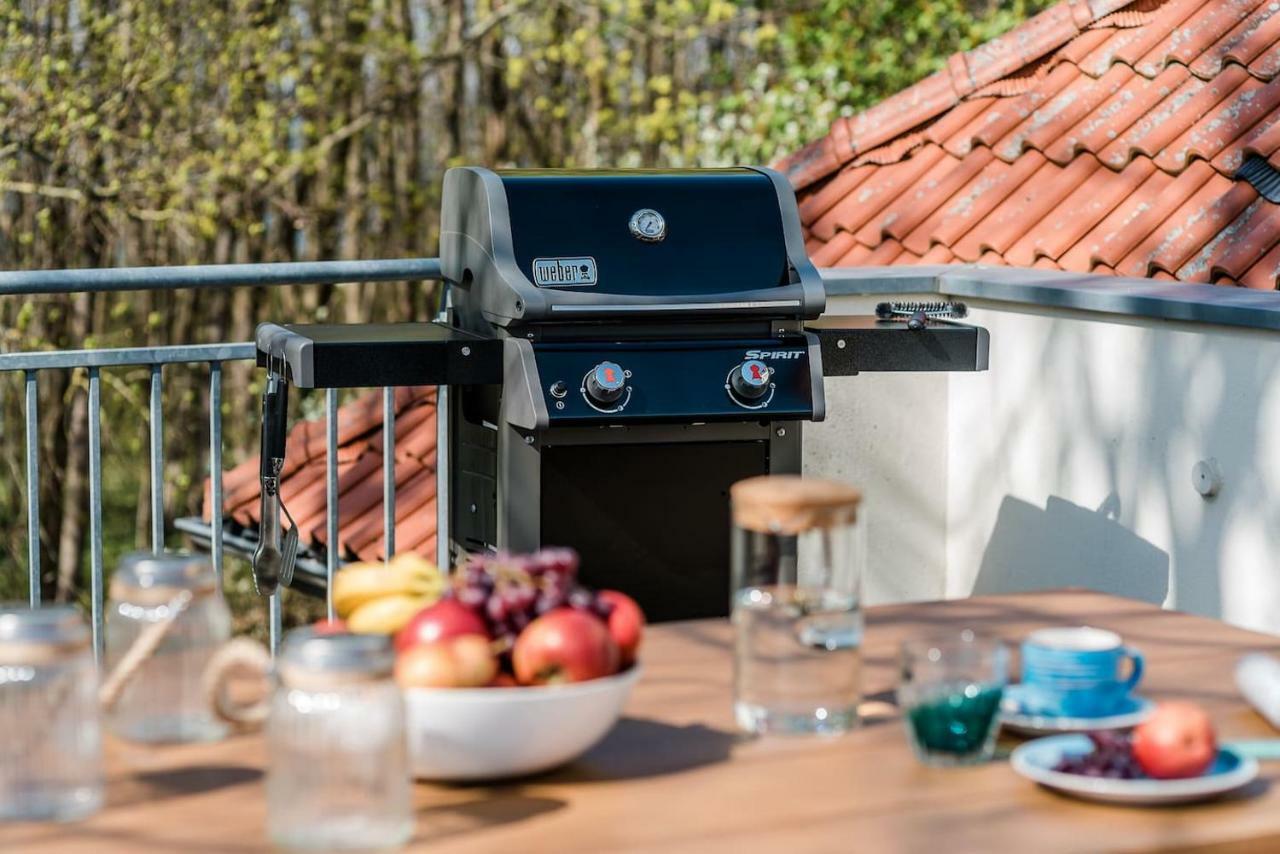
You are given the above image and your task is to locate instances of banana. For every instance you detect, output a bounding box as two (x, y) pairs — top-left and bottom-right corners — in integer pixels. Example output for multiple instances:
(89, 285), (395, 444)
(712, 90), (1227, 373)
(332, 559), (444, 618)
(346, 593), (434, 635)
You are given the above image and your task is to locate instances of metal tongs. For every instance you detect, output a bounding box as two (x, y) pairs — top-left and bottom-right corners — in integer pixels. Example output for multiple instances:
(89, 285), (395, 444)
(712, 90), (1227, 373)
(252, 367), (298, 596)
(875, 300), (968, 330)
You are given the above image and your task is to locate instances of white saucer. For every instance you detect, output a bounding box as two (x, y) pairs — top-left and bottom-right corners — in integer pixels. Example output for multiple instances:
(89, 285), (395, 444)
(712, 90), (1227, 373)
(1011, 734), (1258, 806)
(1000, 684), (1155, 736)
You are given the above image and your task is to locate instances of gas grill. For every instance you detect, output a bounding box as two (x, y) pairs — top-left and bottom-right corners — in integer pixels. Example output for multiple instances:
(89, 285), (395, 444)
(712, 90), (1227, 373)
(253, 167), (988, 621)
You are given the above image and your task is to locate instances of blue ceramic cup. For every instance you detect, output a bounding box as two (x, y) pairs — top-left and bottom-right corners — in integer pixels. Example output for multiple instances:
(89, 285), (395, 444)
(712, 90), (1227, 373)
(1020, 627), (1143, 718)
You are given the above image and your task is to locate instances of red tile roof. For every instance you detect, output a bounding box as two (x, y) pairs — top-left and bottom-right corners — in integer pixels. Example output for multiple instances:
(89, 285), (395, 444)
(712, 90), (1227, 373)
(207, 386), (439, 565)
(778, 0), (1280, 287)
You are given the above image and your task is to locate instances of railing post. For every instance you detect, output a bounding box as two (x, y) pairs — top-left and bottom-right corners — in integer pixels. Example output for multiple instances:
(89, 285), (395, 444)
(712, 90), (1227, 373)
(209, 362), (224, 593)
(24, 371), (40, 605)
(88, 368), (105, 663)
(326, 387), (339, 621)
(149, 364), (164, 552)
(383, 387), (396, 560)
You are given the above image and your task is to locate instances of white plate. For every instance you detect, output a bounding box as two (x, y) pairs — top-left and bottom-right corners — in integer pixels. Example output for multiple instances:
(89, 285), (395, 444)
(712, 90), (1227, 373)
(1011, 734), (1259, 806)
(1000, 685), (1155, 735)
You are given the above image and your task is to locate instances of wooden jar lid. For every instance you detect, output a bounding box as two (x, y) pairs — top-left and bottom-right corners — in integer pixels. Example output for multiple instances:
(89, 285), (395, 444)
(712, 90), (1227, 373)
(730, 475), (862, 535)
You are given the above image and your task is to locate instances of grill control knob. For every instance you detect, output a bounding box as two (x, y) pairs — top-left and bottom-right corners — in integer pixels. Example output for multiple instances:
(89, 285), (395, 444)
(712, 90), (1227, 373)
(730, 359), (771, 403)
(586, 361), (626, 405)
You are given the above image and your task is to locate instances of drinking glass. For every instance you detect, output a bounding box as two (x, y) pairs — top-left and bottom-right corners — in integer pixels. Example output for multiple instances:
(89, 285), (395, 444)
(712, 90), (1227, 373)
(0, 604), (102, 822)
(267, 629), (413, 850)
(730, 475), (864, 736)
(898, 631), (1008, 766)
(106, 552), (232, 743)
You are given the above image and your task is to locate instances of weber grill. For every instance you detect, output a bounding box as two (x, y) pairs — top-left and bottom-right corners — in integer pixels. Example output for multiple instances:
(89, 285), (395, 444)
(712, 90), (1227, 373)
(253, 167), (988, 621)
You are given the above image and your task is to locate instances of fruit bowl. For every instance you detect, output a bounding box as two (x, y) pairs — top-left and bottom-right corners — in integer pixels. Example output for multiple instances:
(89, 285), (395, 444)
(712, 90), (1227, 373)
(403, 665), (641, 781)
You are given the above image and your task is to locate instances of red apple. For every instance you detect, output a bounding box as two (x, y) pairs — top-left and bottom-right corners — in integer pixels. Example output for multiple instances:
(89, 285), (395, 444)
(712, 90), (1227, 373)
(597, 589), (645, 666)
(394, 597), (488, 653)
(513, 608), (620, 685)
(312, 617), (348, 636)
(1132, 701), (1217, 779)
(395, 636), (497, 689)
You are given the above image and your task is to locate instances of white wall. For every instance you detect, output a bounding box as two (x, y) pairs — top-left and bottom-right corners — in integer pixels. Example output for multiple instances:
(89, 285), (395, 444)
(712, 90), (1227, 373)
(807, 295), (1280, 636)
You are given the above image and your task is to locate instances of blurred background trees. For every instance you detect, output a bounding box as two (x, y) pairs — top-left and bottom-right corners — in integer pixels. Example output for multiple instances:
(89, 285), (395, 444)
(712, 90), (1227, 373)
(0, 0), (1050, 605)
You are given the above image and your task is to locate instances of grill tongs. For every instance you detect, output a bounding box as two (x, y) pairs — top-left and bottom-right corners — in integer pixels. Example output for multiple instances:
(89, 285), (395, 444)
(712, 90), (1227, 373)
(252, 363), (298, 597)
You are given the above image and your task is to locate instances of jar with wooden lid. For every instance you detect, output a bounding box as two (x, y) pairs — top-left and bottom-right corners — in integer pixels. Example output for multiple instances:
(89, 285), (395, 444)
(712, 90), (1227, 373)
(105, 551), (231, 743)
(729, 475), (864, 736)
(0, 604), (102, 822)
(267, 629), (412, 851)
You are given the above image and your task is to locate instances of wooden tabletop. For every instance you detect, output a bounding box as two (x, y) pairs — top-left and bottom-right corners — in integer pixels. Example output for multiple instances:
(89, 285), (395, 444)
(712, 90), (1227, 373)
(8, 589), (1280, 853)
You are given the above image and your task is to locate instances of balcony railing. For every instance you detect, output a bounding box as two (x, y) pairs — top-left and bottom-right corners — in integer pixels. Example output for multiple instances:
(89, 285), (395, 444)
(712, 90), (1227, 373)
(0, 258), (446, 658)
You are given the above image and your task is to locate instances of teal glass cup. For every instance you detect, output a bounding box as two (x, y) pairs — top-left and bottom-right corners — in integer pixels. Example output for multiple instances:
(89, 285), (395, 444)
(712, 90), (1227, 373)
(898, 631), (1009, 766)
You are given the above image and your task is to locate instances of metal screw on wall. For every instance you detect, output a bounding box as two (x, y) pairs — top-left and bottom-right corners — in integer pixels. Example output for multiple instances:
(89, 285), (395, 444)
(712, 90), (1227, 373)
(1192, 459), (1222, 498)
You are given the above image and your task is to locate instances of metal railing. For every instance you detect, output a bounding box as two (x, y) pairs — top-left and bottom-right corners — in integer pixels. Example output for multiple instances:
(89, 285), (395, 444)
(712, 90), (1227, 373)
(0, 258), (446, 658)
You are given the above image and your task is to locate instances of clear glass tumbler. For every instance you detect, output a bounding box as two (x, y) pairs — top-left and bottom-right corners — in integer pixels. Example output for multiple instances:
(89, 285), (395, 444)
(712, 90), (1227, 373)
(898, 631), (1009, 766)
(0, 604), (102, 822)
(106, 551), (232, 743)
(730, 475), (864, 736)
(267, 629), (413, 850)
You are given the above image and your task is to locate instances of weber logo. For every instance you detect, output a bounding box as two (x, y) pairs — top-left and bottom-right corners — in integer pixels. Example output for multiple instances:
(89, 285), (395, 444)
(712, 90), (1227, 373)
(532, 257), (598, 288)
(745, 350), (804, 360)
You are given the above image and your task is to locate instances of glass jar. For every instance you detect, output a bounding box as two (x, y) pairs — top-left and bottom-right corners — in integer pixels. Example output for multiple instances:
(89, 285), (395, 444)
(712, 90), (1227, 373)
(105, 551), (231, 743)
(267, 629), (413, 850)
(729, 474), (864, 736)
(0, 604), (102, 822)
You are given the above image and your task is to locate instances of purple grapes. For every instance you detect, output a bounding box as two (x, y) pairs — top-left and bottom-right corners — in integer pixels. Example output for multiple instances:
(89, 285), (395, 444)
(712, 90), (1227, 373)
(1053, 731), (1145, 779)
(451, 548), (585, 649)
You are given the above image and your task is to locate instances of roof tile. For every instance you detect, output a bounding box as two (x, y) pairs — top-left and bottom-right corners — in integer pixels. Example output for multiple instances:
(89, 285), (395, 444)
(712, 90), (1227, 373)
(1239, 238), (1280, 286)
(1054, 64), (1193, 165)
(1005, 156), (1159, 265)
(1074, 0), (1206, 76)
(1202, 196), (1280, 278)
(953, 154), (1101, 260)
(1133, 0), (1265, 78)
(1190, 1), (1280, 78)
(991, 64), (1128, 161)
(1096, 66), (1235, 168)
(1117, 173), (1256, 276)
(901, 148), (998, 253)
(811, 147), (947, 241)
(797, 163), (876, 225)
(855, 147), (962, 246)
(1156, 74), (1280, 172)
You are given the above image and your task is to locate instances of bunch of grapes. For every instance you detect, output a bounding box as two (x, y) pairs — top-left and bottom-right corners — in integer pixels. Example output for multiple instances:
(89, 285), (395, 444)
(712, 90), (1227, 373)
(452, 548), (615, 649)
(1054, 731), (1145, 779)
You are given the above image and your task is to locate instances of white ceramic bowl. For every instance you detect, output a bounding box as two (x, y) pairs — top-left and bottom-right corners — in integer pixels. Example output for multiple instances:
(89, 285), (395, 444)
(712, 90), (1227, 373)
(403, 666), (641, 781)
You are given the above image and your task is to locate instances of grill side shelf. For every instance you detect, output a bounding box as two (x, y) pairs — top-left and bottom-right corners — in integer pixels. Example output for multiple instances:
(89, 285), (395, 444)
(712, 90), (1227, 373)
(808, 317), (990, 377)
(255, 321), (503, 388)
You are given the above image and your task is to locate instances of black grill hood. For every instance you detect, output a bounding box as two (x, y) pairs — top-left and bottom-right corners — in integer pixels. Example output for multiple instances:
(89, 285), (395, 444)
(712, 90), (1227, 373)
(439, 167), (825, 327)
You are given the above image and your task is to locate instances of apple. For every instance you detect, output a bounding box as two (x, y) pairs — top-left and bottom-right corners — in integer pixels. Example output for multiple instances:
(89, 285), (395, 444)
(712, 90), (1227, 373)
(597, 589), (644, 666)
(1132, 701), (1217, 779)
(394, 597), (488, 653)
(312, 617), (348, 636)
(394, 635), (497, 689)
(512, 608), (619, 685)
(488, 673), (519, 688)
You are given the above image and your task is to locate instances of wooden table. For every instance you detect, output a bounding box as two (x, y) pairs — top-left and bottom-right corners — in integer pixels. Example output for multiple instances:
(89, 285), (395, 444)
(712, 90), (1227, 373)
(9, 590), (1280, 853)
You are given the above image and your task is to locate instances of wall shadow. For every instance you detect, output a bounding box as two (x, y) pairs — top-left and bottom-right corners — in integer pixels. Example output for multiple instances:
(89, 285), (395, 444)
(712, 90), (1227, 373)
(971, 494), (1169, 605)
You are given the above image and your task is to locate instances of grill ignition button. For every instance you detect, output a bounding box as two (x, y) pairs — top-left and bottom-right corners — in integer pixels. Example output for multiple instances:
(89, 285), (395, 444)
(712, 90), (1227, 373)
(730, 359), (771, 403)
(585, 361), (626, 405)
